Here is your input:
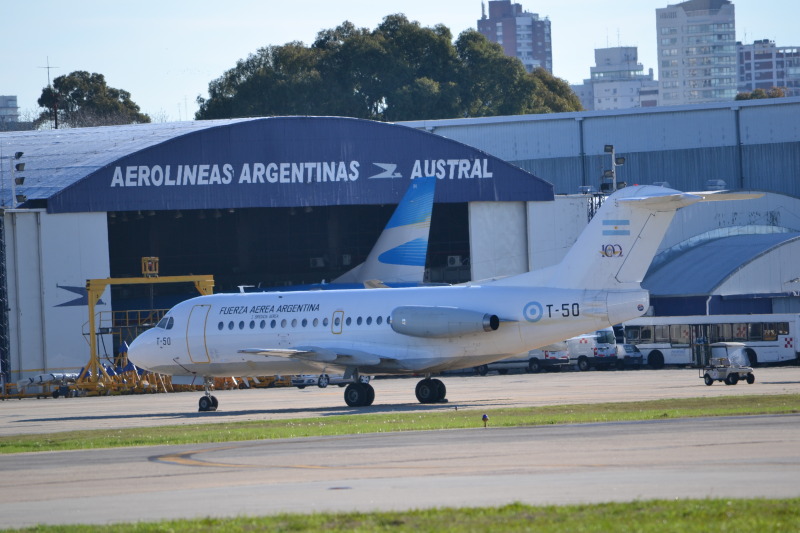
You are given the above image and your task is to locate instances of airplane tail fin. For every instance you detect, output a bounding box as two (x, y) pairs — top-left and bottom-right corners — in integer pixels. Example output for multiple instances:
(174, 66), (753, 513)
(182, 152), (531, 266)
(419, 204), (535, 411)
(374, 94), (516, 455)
(334, 176), (436, 284)
(549, 185), (703, 290)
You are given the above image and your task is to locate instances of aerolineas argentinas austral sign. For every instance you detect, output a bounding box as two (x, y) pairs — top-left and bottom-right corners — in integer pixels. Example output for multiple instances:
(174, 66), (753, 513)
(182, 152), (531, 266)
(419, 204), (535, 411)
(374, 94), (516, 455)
(108, 158), (495, 188)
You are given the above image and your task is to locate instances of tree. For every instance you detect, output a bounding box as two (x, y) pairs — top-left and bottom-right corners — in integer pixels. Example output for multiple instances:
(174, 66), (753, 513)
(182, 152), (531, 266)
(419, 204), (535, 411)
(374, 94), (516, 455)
(735, 87), (787, 101)
(35, 71), (151, 129)
(196, 15), (581, 121)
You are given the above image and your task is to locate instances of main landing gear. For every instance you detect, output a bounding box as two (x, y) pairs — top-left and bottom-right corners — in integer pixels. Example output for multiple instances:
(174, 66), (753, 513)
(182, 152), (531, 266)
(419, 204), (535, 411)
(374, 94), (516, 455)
(415, 377), (447, 404)
(343, 381), (375, 407)
(198, 376), (218, 412)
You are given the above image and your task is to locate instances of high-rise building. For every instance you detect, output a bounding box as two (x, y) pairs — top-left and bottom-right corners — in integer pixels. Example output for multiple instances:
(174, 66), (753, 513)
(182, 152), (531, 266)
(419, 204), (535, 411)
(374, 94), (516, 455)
(477, 1), (552, 73)
(737, 39), (800, 97)
(0, 95), (19, 125)
(571, 47), (659, 111)
(656, 0), (737, 106)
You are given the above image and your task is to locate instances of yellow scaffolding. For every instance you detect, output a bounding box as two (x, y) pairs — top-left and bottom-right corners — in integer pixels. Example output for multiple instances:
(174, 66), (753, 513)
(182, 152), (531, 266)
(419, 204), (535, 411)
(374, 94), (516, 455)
(76, 269), (214, 394)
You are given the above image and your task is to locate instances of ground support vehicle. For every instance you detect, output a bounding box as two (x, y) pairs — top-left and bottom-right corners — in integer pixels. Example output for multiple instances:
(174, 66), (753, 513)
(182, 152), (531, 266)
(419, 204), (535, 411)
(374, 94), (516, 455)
(700, 343), (756, 386)
(616, 344), (644, 369)
(701, 358), (755, 386)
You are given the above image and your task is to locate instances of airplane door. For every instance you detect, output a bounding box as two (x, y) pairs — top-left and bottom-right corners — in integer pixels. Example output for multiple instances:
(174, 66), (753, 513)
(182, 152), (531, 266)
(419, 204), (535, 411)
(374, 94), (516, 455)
(186, 304), (212, 363)
(331, 310), (344, 334)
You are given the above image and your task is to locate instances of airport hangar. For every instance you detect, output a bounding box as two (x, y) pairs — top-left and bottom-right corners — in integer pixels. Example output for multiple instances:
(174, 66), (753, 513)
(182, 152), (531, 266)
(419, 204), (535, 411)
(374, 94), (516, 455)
(2, 97), (800, 382)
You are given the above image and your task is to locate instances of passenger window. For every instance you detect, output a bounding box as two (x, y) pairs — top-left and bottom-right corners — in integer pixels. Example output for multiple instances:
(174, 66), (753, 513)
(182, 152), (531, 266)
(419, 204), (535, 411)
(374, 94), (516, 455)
(313, 318), (319, 327)
(302, 318), (308, 328)
(239, 321), (245, 330)
(281, 319), (287, 328)
(346, 317), (352, 326)
(217, 321), (224, 331)
(357, 316), (362, 326)
(778, 322), (790, 336)
(763, 323), (777, 342)
(260, 320), (266, 329)
(228, 321), (234, 330)
(366, 316), (372, 325)
(291, 319), (297, 328)
(270, 319), (277, 329)
(732, 323), (747, 341)
(334, 317), (340, 327)
(249, 320), (255, 329)
(377, 316), (383, 325)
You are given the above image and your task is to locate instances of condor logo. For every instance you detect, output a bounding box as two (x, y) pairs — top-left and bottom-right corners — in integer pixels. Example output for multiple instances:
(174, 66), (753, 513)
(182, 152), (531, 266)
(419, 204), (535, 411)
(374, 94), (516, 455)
(600, 244), (624, 257)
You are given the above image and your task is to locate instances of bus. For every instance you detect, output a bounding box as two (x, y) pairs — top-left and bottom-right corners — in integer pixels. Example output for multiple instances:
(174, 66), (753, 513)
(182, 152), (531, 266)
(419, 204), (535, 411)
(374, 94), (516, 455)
(623, 314), (800, 368)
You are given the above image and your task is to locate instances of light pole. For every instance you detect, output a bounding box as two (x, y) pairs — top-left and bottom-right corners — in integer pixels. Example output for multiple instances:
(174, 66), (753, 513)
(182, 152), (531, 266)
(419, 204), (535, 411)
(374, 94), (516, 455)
(602, 144), (626, 194)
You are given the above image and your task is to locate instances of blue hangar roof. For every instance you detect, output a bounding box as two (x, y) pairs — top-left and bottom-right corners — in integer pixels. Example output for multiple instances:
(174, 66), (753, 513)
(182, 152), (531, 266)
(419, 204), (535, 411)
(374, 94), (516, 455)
(0, 117), (554, 213)
(643, 233), (800, 296)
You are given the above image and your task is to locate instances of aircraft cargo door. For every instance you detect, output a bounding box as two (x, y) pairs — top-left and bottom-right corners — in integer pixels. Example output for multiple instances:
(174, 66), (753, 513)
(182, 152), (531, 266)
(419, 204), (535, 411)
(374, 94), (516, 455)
(186, 304), (212, 363)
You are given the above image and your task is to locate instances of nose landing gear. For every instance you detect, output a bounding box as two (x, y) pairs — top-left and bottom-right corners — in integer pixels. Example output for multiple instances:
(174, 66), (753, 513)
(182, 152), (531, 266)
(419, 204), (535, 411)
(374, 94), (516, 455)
(198, 376), (218, 412)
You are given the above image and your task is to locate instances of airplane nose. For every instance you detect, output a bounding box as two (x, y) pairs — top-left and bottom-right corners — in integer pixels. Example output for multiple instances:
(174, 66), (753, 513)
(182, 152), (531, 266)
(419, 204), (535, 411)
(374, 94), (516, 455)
(127, 331), (153, 370)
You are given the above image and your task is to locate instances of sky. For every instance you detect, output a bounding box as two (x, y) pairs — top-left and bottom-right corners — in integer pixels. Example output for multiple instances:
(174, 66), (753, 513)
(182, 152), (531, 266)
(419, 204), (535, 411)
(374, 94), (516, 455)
(2, 0), (796, 122)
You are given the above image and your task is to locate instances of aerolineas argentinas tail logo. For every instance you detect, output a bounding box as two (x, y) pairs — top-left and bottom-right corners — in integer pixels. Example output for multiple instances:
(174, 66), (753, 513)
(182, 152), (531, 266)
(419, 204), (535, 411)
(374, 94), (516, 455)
(523, 301), (544, 323)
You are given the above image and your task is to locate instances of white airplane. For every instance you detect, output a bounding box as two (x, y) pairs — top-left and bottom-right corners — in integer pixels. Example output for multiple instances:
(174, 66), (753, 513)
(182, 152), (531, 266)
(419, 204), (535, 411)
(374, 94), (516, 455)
(128, 185), (755, 411)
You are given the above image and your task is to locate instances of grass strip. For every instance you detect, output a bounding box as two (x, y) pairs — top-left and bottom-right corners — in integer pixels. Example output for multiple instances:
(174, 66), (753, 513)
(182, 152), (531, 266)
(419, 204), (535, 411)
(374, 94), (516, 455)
(3, 499), (800, 532)
(1, 394), (797, 454)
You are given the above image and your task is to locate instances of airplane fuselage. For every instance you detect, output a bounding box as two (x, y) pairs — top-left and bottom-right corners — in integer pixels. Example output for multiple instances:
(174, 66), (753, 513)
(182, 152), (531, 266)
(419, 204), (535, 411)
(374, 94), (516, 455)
(130, 283), (648, 377)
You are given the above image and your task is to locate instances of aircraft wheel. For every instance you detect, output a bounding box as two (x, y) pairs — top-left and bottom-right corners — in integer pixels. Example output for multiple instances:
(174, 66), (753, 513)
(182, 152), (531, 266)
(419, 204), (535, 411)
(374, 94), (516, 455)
(317, 374), (330, 388)
(704, 374), (713, 386)
(344, 383), (368, 407)
(415, 379), (437, 403)
(211, 395), (219, 409)
(746, 373), (755, 384)
(431, 378), (446, 402)
(364, 384), (375, 406)
(199, 396), (216, 412)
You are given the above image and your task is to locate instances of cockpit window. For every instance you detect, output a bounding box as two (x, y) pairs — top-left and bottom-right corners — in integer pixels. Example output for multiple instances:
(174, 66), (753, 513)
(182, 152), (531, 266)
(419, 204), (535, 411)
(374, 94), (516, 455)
(156, 316), (174, 330)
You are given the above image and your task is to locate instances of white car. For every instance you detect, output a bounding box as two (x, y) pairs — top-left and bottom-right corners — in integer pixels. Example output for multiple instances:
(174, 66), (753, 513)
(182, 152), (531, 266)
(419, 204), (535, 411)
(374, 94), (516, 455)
(292, 374), (371, 389)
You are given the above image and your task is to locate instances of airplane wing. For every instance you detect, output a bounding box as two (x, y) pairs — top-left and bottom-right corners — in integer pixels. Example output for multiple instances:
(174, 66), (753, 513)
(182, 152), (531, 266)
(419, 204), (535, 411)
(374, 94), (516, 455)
(238, 346), (389, 367)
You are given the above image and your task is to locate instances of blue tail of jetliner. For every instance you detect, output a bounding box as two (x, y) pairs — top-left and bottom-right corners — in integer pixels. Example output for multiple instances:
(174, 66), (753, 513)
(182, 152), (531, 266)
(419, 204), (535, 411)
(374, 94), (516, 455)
(335, 176), (436, 285)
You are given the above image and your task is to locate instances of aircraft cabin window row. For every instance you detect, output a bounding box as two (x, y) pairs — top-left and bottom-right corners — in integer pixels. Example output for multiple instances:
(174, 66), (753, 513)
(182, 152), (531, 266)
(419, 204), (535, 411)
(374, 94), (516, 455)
(215, 315), (390, 331)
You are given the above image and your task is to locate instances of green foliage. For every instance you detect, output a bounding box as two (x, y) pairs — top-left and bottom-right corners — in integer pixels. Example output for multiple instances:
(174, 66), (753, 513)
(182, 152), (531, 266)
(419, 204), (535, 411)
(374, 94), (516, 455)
(196, 14), (582, 121)
(735, 87), (787, 100)
(36, 71), (151, 129)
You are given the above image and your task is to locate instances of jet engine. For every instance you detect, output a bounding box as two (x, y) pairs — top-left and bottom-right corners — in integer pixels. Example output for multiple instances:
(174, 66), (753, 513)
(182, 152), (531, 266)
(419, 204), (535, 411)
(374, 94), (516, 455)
(391, 306), (500, 338)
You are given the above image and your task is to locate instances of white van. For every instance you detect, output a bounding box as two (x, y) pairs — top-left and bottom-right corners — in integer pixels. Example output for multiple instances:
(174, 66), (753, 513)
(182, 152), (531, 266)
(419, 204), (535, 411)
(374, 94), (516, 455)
(567, 327), (619, 371)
